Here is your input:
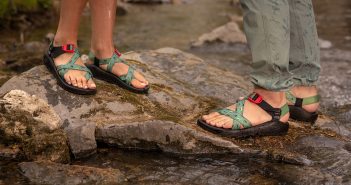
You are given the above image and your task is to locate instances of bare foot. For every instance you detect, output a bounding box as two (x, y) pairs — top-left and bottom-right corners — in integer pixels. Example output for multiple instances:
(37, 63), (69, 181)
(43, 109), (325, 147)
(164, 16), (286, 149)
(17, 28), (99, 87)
(90, 47), (149, 89)
(289, 86), (319, 113)
(53, 43), (96, 90)
(202, 88), (289, 129)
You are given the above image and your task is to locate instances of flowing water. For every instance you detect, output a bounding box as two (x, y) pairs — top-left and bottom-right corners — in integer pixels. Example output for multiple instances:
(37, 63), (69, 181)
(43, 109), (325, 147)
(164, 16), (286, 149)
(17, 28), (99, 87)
(1, 0), (351, 184)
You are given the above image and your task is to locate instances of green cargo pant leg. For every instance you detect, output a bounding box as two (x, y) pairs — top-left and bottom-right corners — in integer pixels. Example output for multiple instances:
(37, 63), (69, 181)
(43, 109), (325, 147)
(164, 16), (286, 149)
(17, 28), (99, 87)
(240, 0), (293, 91)
(289, 0), (321, 86)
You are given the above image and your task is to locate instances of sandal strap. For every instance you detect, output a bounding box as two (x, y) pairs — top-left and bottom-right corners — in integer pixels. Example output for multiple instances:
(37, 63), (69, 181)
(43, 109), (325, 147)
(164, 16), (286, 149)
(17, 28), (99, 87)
(217, 101), (252, 130)
(93, 50), (136, 85)
(54, 47), (92, 80)
(119, 67), (135, 85)
(215, 93), (288, 130)
(248, 93), (287, 121)
(48, 42), (76, 58)
(286, 91), (320, 107)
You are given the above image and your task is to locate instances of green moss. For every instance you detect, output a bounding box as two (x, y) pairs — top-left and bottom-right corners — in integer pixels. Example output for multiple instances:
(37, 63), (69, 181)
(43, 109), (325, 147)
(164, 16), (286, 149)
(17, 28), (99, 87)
(0, 0), (52, 18)
(0, 0), (9, 17)
(13, 0), (38, 11)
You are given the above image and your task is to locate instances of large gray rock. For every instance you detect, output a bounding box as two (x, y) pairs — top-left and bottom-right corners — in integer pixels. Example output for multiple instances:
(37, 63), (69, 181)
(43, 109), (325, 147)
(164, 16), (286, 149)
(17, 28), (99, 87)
(0, 48), (345, 164)
(19, 161), (125, 185)
(0, 90), (70, 163)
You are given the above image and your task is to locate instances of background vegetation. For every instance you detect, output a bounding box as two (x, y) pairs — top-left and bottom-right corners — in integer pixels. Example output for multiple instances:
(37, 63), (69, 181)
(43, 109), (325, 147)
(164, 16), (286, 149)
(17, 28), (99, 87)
(0, 0), (52, 18)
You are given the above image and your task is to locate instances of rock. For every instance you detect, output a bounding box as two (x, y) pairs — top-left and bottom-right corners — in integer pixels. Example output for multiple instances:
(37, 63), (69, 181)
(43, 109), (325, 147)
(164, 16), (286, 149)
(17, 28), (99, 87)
(45, 32), (55, 43)
(0, 90), (61, 131)
(230, 0), (240, 6)
(0, 70), (12, 87)
(64, 119), (97, 158)
(24, 41), (46, 53)
(0, 48), (345, 165)
(0, 144), (22, 161)
(319, 38), (332, 49)
(191, 21), (247, 48)
(19, 161), (125, 185)
(0, 90), (70, 163)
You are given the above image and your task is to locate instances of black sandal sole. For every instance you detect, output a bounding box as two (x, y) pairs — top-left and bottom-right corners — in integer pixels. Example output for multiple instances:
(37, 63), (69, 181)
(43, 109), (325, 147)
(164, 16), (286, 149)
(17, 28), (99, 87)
(197, 119), (289, 138)
(43, 54), (97, 95)
(86, 64), (149, 94)
(289, 105), (318, 124)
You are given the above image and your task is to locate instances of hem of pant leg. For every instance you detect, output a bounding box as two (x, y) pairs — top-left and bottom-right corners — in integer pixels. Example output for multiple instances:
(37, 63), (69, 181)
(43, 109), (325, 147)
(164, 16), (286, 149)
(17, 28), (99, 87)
(252, 84), (291, 92)
(292, 79), (319, 87)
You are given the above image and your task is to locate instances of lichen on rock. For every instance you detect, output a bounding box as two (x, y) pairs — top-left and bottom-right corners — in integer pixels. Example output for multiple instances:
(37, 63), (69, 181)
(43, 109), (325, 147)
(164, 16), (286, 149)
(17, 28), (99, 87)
(0, 90), (70, 163)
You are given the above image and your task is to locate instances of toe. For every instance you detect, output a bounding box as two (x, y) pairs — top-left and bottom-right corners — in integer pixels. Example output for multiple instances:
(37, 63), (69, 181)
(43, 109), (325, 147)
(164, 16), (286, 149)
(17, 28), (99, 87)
(77, 77), (84, 88)
(130, 79), (147, 89)
(222, 118), (234, 129)
(71, 77), (78, 87)
(214, 116), (228, 128)
(202, 112), (220, 120)
(64, 74), (71, 85)
(87, 79), (96, 89)
(134, 71), (149, 85)
(205, 114), (221, 124)
(82, 78), (88, 89)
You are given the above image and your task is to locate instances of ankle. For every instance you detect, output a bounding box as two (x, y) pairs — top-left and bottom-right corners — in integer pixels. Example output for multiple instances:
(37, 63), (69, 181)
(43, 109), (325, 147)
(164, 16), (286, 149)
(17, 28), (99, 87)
(291, 85), (318, 98)
(53, 35), (77, 46)
(91, 44), (114, 59)
(253, 88), (286, 108)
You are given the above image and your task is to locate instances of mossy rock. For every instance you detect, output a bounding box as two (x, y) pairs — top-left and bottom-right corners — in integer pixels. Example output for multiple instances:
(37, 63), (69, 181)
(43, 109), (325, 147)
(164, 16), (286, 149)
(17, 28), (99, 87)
(0, 48), (347, 165)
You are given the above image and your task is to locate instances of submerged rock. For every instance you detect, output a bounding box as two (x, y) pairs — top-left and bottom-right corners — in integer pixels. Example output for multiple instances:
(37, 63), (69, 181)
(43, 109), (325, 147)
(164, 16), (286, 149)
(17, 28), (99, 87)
(0, 48), (345, 165)
(19, 161), (125, 185)
(0, 90), (70, 163)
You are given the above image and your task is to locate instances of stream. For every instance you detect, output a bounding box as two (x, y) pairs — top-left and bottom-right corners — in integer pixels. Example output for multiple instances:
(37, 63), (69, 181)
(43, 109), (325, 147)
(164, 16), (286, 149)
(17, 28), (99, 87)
(1, 0), (351, 184)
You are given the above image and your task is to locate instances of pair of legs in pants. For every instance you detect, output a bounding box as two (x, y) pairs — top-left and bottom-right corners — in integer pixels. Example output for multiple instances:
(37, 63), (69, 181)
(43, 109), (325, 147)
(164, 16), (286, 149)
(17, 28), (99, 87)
(201, 0), (320, 132)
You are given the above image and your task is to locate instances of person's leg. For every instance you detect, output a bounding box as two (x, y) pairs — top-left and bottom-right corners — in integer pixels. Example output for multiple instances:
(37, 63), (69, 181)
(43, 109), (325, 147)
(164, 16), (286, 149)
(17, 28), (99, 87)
(53, 0), (96, 89)
(203, 0), (291, 128)
(288, 0), (320, 112)
(89, 0), (148, 89)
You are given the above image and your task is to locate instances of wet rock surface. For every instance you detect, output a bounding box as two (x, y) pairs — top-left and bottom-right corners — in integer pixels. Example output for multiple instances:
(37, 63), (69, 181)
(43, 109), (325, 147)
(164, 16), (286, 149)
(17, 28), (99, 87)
(0, 48), (346, 166)
(19, 161), (125, 185)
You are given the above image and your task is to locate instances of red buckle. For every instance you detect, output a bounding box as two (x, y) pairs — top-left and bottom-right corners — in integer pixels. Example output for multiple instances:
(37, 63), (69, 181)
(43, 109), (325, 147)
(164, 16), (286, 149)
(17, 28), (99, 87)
(62, 44), (75, 53)
(114, 49), (122, 57)
(248, 93), (263, 104)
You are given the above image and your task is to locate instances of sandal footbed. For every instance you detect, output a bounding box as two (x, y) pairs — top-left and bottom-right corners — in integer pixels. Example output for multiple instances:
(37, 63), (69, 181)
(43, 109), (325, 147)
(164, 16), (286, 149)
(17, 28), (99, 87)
(197, 119), (289, 138)
(43, 54), (97, 95)
(289, 105), (318, 124)
(86, 64), (149, 94)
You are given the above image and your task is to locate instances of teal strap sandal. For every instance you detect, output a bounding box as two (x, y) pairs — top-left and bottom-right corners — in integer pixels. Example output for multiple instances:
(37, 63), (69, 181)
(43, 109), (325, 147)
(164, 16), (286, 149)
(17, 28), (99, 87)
(43, 42), (96, 95)
(86, 49), (149, 94)
(286, 91), (320, 123)
(197, 93), (289, 138)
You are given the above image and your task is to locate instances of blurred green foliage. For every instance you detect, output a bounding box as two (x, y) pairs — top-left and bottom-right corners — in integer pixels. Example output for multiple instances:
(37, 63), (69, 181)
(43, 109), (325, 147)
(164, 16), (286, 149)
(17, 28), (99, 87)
(0, 0), (52, 18)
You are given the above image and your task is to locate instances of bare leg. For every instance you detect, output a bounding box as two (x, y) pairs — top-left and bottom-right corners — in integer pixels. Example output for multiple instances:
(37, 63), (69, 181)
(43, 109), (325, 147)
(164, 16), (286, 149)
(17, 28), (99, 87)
(54, 0), (96, 89)
(89, 0), (148, 89)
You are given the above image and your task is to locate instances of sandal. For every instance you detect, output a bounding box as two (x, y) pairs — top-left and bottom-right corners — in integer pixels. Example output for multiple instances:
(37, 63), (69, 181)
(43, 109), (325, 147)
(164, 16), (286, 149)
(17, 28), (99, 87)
(286, 91), (320, 123)
(86, 49), (149, 94)
(43, 43), (96, 95)
(197, 93), (289, 138)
